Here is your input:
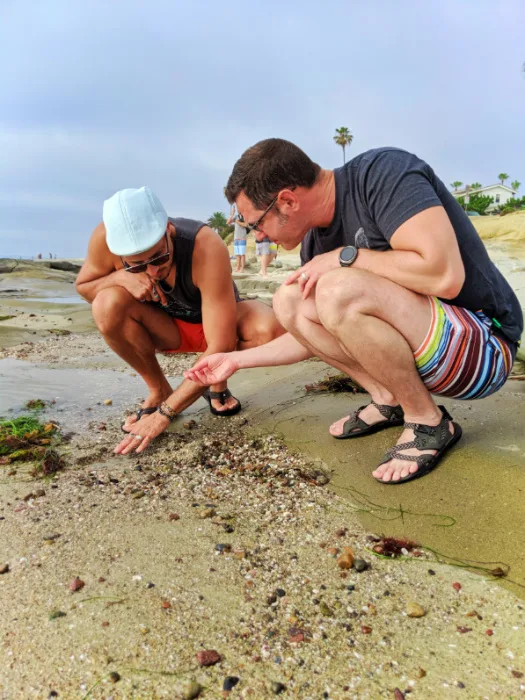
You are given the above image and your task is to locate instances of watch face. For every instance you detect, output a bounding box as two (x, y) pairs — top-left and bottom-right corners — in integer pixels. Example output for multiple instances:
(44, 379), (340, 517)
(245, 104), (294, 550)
(341, 246), (357, 264)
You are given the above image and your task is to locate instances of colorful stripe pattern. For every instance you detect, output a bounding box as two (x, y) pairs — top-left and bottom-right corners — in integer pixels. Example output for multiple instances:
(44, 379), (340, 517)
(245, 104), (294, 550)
(414, 297), (516, 400)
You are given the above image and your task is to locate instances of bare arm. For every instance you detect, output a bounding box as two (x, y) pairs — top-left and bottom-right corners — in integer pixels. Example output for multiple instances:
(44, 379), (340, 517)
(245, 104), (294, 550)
(161, 227), (244, 410)
(288, 206), (466, 300)
(354, 206), (466, 298)
(184, 332), (312, 386)
(76, 223), (164, 303)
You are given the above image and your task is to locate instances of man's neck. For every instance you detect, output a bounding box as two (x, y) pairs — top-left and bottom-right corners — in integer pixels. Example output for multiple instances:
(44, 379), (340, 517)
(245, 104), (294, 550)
(302, 169), (336, 229)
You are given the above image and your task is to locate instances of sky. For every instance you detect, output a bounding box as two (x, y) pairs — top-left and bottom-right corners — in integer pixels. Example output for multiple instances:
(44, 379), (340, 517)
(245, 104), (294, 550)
(1, 0), (524, 258)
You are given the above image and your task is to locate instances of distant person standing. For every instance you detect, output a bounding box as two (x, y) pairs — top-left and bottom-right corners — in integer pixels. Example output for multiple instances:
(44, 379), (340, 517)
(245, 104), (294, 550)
(227, 205), (248, 272)
(256, 236), (272, 278)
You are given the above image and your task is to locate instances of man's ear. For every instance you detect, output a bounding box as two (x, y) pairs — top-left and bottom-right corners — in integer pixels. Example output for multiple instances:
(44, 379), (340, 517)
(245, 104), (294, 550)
(278, 189), (299, 211)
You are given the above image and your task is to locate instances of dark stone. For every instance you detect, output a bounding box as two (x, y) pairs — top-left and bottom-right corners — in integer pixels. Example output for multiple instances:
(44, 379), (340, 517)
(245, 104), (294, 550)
(428, 569), (436, 575)
(215, 543), (231, 553)
(354, 559), (369, 572)
(146, 582), (155, 589)
(271, 681), (286, 694)
(223, 676), (240, 691)
(347, 585), (355, 592)
(275, 588), (286, 597)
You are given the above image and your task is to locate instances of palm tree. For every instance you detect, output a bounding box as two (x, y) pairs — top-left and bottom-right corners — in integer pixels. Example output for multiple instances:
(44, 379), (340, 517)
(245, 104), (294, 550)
(207, 211), (228, 235)
(498, 173), (509, 186)
(470, 182), (482, 190)
(511, 180), (521, 192)
(451, 181), (463, 191)
(333, 127), (353, 164)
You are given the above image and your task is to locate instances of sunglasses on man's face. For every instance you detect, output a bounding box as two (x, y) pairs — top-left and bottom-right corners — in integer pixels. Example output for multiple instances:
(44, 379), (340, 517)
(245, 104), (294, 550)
(121, 233), (171, 274)
(246, 196), (278, 233)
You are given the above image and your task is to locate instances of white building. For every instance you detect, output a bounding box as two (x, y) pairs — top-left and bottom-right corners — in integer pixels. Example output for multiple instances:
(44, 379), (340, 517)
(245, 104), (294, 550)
(452, 184), (517, 212)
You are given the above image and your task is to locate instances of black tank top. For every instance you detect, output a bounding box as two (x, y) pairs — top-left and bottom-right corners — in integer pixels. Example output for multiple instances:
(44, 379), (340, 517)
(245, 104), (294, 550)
(155, 217), (240, 324)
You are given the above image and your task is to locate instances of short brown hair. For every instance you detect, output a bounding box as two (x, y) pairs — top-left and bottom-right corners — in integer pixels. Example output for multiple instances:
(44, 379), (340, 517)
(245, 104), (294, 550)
(225, 138), (321, 209)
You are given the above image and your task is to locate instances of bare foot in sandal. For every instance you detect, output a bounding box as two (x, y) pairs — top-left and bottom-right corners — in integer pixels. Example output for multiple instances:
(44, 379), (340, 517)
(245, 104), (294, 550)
(372, 406), (462, 484)
(329, 402), (404, 439)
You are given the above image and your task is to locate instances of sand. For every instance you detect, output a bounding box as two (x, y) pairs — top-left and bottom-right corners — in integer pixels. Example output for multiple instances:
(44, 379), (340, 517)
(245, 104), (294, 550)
(1, 247), (525, 698)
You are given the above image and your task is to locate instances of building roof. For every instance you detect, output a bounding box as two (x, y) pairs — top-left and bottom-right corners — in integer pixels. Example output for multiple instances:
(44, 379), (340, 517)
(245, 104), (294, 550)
(453, 184), (516, 197)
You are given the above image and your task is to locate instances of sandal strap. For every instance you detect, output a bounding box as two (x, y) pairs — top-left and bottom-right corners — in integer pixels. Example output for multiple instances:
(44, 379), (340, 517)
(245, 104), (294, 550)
(379, 405), (455, 466)
(371, 402), (404, 422)
(207, 388), (232, 405)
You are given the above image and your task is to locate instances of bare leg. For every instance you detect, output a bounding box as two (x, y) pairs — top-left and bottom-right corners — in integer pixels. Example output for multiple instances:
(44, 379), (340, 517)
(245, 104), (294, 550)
(273, 284), (399, 431)
(91, 287), (182, 410)
(258, 254), (271, 278)
(274, 273), (455, 482)
(240, 254), (246, 272)
(234, 254), (241, 272)
(201, 300), (285, 413)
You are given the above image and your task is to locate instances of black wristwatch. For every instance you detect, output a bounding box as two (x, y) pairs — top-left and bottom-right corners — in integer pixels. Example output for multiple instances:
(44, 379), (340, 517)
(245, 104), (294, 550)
(339, 245), (358, 267)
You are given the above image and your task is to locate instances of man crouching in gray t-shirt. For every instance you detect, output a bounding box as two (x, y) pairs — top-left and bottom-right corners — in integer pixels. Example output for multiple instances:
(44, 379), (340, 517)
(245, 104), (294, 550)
(184, 138), (523, 485)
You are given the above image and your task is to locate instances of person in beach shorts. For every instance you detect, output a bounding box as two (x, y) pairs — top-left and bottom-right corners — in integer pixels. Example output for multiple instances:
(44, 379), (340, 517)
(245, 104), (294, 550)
(256, 237), (272, 277)
(184, 139), (523, 485)
(227, 205), (248, 272)
(76, 187), (284, 454)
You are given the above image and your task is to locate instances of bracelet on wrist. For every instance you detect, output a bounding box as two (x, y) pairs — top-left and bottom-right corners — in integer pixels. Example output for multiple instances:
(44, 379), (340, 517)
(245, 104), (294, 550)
(157, 402), (177, 422)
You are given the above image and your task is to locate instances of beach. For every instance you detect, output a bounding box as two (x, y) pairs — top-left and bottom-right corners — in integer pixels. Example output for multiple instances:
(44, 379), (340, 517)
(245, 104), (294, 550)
(1, 234), (525, 698)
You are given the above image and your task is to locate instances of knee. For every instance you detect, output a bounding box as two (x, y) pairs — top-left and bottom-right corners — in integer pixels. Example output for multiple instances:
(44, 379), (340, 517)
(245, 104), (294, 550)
(316, 269), (368, 331)
(92, 286), (133, 334)
(272, 283), (303, 332)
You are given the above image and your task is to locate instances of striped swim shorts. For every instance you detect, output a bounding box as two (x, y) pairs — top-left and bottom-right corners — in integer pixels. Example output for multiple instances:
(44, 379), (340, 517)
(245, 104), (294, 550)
(414, 297), (517, 400)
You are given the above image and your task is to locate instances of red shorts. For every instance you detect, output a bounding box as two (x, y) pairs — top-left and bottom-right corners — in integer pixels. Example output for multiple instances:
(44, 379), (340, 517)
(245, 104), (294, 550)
(162, 318), (208, 353)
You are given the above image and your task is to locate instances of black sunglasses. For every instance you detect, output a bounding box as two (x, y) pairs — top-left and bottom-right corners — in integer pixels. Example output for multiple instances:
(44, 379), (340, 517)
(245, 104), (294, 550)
(121, 233), (171, 274)
(246, 196), (278, 233)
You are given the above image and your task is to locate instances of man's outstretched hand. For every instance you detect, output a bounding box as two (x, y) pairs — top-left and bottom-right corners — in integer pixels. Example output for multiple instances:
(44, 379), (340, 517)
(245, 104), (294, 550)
(115, 411), (170, 455)
(184, 353), (240, 386)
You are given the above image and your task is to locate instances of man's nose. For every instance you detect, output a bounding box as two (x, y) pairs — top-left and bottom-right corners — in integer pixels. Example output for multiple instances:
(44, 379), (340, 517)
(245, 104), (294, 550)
(147, 264), (161, 275)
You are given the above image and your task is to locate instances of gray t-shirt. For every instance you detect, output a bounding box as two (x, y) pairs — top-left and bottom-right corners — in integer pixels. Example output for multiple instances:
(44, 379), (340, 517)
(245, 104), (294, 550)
(301, 147), (523, 344)
(233, 217), (247, 241)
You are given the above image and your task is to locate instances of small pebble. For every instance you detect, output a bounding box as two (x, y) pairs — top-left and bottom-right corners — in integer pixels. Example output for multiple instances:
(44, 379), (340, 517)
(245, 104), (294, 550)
(49, 611), (66, 620)
(319, 602), (334, 617)
(108, 671), (120, 683)
(275, 588), (286, 597)
(215, 544), (232, 553)
(406, 602), (426, 618)
(271, 681), (286, 694)
(452, 582), (462, 592)
(70, 577), (85, 592)
(182, 681), (203, 699)
(197, 649), (221, 666)
(354, 559), (369, 572)
(428, 569), (436, 575)
(0, 564), (9, 575)
(199, 507), (215, 519)
(223, 676), (240, 691)
(394, 690), (405, 700)
(168, 513), (180, 521)
(103, 399), (112, 405)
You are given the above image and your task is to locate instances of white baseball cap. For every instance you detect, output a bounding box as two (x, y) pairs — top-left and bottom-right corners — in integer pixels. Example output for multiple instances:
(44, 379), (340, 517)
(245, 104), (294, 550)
(103, 187), (168, 256)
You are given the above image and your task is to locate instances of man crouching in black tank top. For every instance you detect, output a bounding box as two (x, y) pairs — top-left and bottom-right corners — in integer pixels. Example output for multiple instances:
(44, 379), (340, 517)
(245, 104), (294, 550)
(76, 186), (284, 454)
